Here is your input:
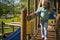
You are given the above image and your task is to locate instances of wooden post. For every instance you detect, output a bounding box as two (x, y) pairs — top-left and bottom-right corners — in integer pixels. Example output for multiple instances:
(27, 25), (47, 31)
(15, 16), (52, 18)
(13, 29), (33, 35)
(56, 0), (58, 13)
(12, 26), (14, 32)
(27, 0), (30, 40)
(37, 0), (40, 27)
(54, 0), (59, 40)
(27, 0), (30, 15)
(26, 34), (30, 40)
(54, 0), (56, 8)
(58, 0), (60, 13)
(12, 20), (14, 32)
(2, 21), (4, 40)
(21, 9), (27, 40)
(54, 0), (58, 13)
(34, 0), (37, 33)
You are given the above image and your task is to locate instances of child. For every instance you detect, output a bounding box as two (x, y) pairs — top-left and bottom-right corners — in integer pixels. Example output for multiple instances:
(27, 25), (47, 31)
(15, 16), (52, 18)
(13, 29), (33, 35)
(27, 1), (50, 40)
(34, 1), (49, 40)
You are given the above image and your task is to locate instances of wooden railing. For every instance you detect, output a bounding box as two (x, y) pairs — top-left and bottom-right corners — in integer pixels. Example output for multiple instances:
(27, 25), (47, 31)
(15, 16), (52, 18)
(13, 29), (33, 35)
(1, 21), (20, 40)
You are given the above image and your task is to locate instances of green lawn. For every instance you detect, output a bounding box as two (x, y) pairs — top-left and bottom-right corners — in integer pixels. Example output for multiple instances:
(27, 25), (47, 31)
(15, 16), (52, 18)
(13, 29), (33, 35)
(0, 16), (20, 24)
(0, 37), (2, 40)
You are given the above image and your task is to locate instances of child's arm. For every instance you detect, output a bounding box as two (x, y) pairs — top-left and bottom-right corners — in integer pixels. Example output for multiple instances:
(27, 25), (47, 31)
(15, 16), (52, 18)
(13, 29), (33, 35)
(26, 8), (41, 20)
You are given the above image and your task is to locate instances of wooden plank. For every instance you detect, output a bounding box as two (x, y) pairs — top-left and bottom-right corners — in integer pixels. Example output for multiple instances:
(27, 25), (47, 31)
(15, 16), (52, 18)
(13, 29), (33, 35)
(5, 22), (21, 27)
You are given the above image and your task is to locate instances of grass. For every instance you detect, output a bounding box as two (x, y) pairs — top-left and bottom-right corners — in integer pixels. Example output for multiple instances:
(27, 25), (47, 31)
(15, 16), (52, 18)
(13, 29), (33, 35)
(0, 16), (20, 23)
(0, 37), (2, 40)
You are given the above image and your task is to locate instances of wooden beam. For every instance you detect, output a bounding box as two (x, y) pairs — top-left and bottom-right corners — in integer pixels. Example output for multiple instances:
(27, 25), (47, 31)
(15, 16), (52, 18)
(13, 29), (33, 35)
(12, 20), (14, 32)
(2, 21), (4, 40)
(27, 0), (30, 15)
(37, 0), (41, 27)
(56, 0), (58, 13)
(54, 0), (56, 8)
(27, 0), (31, 40)
(54, 0), (58, 13)
(21, 9), (27, 40)
(58, 0), (60, 13)
(34, 0), (37, 33)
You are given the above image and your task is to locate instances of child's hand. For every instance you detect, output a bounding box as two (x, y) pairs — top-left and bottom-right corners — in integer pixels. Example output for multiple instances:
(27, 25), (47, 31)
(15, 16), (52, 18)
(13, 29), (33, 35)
(38, 24), (41, 28)
(56, 16), (59, 21)
(26, 15), (31, 21)
(26, 12), (36, 21)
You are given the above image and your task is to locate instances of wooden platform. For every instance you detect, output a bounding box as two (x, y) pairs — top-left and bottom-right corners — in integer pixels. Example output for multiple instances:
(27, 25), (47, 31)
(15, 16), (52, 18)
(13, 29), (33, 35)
(30, 25), (56, 40)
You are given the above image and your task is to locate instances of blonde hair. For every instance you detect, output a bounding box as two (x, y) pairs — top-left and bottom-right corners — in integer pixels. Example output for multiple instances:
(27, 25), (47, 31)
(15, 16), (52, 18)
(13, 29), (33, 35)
(42, 1), (47, 6)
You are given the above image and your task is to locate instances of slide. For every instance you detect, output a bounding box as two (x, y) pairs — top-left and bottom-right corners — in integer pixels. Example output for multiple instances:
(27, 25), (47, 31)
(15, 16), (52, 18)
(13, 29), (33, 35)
(4, 28), (21, 40)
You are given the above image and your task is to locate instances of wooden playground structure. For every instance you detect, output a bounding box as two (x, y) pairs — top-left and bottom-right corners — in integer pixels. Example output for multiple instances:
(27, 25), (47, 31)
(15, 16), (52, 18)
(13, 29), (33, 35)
(20, 0), (60, 40)
(0, 0), (60, 40)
